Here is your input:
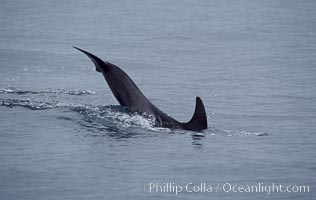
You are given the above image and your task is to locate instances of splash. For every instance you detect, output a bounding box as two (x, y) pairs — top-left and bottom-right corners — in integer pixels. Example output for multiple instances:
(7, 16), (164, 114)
(0, 87), (95, 95)
(0, 98), (59, 110)
(0, 97), (163, 133)
(208, 127), (270, 137)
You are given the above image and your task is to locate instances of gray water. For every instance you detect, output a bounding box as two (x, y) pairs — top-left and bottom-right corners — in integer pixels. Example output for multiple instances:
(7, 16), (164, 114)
(1, 0), (316, 199)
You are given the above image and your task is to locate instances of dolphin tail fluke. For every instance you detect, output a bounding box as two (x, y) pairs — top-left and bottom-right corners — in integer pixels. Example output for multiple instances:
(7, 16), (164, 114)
(73, 46), (104, 73)
(183, 96), (208, 131)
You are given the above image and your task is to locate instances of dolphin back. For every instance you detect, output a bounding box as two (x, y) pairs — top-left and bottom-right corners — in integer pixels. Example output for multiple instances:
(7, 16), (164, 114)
(182, 97), (208, 131)
(73, 46), (208, 131)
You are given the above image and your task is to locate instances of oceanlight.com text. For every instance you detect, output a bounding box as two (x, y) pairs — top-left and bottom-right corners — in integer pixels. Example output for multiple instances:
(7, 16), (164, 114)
(140, 182), (310, 195)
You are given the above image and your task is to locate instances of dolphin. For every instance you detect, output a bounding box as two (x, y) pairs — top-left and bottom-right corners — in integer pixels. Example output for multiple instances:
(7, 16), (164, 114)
(73, 47), (207, 131)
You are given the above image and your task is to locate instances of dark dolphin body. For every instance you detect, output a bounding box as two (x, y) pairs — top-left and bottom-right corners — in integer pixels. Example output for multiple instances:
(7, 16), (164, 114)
(73, 47), (208, 131)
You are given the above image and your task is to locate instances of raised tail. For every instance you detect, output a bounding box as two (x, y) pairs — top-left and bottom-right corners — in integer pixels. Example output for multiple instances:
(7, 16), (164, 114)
(73, 46), (104, 73)
(182, 96), (208, 131)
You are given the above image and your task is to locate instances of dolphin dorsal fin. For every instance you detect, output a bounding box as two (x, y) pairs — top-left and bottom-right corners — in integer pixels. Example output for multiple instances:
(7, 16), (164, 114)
(73, 46), (104, 73)
(183, 96), (208, 131)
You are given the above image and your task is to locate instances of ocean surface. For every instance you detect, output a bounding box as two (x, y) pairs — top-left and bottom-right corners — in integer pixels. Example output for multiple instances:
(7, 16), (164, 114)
(0, 0), (315, 199)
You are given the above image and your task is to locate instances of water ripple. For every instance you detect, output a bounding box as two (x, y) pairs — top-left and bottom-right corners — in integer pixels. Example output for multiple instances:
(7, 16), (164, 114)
(0, 97), (268, 137)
